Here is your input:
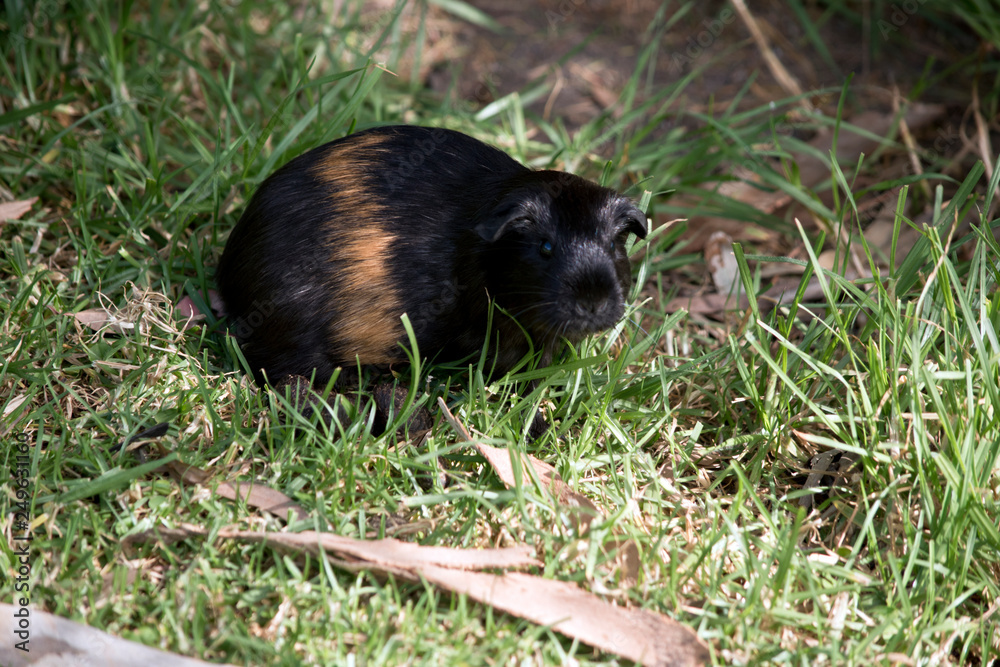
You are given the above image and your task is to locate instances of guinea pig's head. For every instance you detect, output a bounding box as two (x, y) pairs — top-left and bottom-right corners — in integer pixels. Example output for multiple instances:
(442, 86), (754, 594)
(475, 170), (648, 346)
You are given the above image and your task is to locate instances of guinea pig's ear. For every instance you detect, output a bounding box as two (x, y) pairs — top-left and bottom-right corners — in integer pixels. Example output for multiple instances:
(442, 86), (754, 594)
(622, 205), (648, 239)
(475, 211), (533, 243)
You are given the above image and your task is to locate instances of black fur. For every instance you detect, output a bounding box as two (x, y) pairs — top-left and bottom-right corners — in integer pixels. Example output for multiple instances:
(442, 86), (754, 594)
(216, 125), (647, 386)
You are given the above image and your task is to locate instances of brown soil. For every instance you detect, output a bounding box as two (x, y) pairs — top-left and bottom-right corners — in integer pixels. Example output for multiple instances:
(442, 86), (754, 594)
(423, 0), (980, 128)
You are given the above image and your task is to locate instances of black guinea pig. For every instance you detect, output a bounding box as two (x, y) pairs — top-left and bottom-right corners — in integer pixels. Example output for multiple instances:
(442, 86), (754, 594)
(216, 125), (647, 387)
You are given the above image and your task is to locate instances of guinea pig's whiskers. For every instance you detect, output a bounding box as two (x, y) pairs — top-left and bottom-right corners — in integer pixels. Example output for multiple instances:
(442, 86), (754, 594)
(509, 301), (558, 322)
(628, 313), (649, 337)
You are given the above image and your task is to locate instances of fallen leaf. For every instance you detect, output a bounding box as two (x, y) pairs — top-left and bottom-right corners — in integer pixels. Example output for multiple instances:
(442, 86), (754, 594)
(176, 289), (226, 329)
(72, 307), (113, 330)
(126, 524), (539, 574)
(420, 568), (709, 667)
(863, 203), (931, 266)
(128, 525), (707, 667)
(0, 197), (38, 222)
(3, 394), (29, 418)
(664, 291), (746, 316)
(0, 603), (235, 667)
(438, 397), (600, 533)
(164, 460), (311, 523)
(175, 295), (202, 324)
(71, 307), (134, 334)
(602, 537), (641, 589)
(219, 527), (541, 571)
(94, 360), (141, 372)
(705, 230), (742, 305)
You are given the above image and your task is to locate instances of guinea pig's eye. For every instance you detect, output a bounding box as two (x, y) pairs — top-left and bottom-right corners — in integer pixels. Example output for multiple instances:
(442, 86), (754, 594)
(539, 239), (554, 258)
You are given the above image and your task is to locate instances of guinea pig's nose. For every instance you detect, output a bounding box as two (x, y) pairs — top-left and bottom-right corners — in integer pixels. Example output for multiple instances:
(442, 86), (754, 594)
(577, 290), (609, 315)
(572, 270), (619, 317)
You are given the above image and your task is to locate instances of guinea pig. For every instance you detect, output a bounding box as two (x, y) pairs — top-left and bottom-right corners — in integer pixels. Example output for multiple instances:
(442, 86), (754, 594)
(216, 125), (647, 388)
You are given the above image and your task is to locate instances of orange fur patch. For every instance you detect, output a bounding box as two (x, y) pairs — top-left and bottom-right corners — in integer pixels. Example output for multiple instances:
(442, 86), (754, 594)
(312, 133), (405, 364)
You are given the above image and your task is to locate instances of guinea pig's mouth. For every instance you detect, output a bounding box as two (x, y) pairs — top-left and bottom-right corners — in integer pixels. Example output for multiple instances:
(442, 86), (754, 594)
(544, 298), (626, 342)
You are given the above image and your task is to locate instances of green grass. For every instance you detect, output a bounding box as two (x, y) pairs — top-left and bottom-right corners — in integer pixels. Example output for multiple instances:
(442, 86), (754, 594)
(3, 0), (1000, 665)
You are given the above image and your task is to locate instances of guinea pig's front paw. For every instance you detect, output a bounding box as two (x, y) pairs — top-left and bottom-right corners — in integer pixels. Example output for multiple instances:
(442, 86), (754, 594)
(527, 407), (550, 441)
(372, 383), (433, 439)
(272, 375), (352, 431)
